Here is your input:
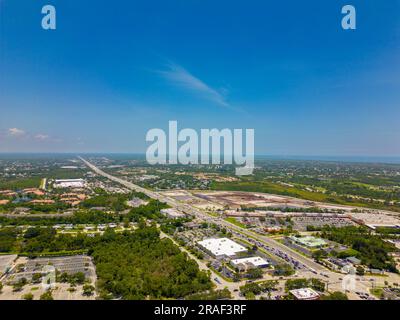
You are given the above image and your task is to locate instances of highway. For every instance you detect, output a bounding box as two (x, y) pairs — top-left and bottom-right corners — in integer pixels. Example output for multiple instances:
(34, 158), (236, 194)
(79, 156), (377, 298)
(79, 157), (326, 272)
(80, 158), (317, 266)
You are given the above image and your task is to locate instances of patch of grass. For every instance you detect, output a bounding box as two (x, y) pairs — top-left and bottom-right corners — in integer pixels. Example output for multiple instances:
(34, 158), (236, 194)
(0, 177), (42, 190)
(370, 288), (383, 299)
(224, 217), (248, 228)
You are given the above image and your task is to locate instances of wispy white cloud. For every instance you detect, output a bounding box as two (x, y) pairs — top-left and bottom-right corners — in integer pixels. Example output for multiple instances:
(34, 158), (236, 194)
(34, 134), (50, 141)
(8, 128), (25, 136)
(156, 62), (230, 107)
(5, 128), (54, 142)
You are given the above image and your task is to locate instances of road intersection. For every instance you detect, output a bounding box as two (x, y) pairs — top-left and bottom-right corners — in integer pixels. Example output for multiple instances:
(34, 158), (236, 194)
(79, 156), (389, 299)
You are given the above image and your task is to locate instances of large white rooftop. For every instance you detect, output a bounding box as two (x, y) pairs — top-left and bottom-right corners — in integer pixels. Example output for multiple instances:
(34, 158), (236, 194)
(289, 288), (320, 300)
(54, 179), (85, 188)
(197, 238), (247, 257)
(230, 256), (269, 268)
(161, 208), (186, 218)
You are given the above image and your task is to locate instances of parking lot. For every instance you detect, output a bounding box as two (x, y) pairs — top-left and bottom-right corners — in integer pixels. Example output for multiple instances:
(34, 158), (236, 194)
(292, 216), (356, 231)
(4, 255), (96, 284)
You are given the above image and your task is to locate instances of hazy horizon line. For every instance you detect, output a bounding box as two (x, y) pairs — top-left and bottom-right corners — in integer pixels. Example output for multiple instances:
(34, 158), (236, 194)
(1, 152), (400, 164)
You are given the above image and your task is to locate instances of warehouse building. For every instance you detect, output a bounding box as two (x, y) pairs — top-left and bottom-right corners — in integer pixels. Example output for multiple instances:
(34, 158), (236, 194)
(197, 238), (247, 258)
(289, 288), (320, 300)
(160, 208), (186, 219)
(288, 236), (326, 248)
(54, 179), (85, 188)
(230, 256), (269, 271)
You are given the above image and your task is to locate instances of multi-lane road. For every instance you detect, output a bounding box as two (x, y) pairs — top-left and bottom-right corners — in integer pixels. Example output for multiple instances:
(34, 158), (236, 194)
(79, 156), (383, 298)
(80, 157), (328, 272)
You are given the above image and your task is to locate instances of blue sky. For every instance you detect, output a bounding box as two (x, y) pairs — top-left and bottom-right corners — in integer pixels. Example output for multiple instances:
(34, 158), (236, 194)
(0, 0), (399, 155)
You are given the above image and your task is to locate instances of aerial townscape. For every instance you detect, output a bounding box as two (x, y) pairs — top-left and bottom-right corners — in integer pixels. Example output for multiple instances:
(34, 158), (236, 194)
(1, 0), (399, 309)
(0, 155), (399, 300)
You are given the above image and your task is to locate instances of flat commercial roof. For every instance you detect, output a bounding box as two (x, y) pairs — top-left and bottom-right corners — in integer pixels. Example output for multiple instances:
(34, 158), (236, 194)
(197, 238), (247, 257)
(346, 256), (361, 265)
(161, 208), (186, 218)
(54, 179), (85, 188)
(230, 256), (269, 267)
(290, 288), (320, 300)
(289, 236), (326, 247)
